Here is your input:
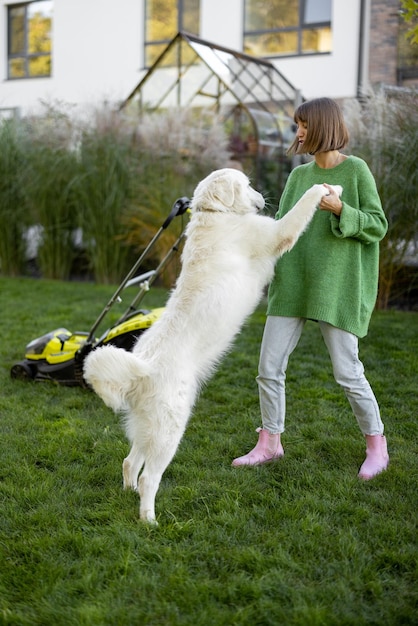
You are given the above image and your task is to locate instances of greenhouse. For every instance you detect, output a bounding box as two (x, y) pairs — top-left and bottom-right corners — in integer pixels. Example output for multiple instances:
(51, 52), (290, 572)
(122, 31), (302, 197)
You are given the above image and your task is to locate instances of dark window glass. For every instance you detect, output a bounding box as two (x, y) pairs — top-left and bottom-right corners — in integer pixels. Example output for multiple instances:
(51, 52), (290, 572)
(244, 0), (331, 58)
(144, 0), (200, 67)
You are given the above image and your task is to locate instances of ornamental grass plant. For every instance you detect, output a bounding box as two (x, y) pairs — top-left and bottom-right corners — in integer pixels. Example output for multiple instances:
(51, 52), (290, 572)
(23, 140), (79, 280)
(344, 88), (418, 310)
(0, 276), (417, 625)
(0, 104), (230, 286)
(0, 121), (28, 276)
(75, 111), (137, 284)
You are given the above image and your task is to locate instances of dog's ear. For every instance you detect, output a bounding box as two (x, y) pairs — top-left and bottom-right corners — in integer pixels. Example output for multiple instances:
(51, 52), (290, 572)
(210, 173), (236, 208)
(191, 168), (247, 213)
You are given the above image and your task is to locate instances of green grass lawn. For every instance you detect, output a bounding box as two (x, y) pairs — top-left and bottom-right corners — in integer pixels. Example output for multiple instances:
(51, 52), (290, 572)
(0, 277), (417, 625)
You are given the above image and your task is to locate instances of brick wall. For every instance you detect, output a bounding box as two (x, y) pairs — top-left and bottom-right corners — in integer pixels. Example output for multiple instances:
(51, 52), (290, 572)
(369, 0), (400, 86)
(368, 0), (418, 88)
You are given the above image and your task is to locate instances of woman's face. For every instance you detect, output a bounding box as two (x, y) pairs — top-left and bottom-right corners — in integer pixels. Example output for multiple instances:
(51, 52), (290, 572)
(296, 120), (307, 149)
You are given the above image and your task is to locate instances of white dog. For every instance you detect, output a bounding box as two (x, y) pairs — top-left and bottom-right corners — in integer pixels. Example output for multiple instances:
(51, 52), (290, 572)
(84, 168), (342, 523)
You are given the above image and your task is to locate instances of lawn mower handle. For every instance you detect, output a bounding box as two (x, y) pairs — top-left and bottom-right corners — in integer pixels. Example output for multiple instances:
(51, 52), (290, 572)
(85, 197), (190, 345)
(162, 196), (191, 229)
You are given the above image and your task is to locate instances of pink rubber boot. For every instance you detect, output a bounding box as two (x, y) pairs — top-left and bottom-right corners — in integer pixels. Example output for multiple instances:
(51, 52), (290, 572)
(232, 428), (284, 467)
(358, 434), (389, 480)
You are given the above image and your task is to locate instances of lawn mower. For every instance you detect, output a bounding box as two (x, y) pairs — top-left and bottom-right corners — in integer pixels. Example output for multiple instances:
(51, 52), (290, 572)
(10, 197), (191, 387)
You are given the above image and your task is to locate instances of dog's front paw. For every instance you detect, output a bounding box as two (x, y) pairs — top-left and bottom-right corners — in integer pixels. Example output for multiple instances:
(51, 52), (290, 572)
(310, 183), (343, 201)
(321, 184), (343, 198)
(305, 184), (331, 204)
(329, 184), (343, 197)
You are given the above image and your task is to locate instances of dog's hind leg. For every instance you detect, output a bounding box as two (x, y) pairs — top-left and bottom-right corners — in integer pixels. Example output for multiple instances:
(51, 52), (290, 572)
(138, 438), (182, 524)
(137, 469), (162, 524)
(123, 443), (145, 491)
(135, 392), (194, 523)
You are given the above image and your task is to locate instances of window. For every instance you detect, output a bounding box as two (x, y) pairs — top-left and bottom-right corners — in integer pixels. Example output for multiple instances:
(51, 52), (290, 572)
(144, 0), (200, 67)
(244, 0), (332, 58)
(8, 0), (53, 79)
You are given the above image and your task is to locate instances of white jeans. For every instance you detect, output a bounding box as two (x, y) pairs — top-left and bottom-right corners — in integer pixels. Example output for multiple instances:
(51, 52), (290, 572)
(257, 316), (384, 436)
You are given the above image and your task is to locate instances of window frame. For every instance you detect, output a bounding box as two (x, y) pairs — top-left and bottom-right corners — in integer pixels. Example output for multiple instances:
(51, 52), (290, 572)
(7, 0), (53, 80)
(143, 0), (200, 68)
(243, 0), (332, 59)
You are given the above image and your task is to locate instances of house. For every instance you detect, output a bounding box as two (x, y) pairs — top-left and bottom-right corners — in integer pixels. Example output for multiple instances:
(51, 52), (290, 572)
(1, 0), (416, 120)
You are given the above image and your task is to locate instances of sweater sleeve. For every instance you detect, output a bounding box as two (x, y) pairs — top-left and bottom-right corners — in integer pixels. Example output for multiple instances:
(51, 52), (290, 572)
(329, 159), (388, 244)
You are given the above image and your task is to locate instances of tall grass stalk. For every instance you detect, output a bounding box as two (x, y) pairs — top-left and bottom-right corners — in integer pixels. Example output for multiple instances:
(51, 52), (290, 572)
(0, 121), (28, 276)
(24, 142), (79, 279)
(21, 105), (80, 280)
(76, 111), (138, 284)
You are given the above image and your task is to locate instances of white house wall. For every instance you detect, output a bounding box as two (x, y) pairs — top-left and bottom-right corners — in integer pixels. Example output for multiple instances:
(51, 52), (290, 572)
(53, 0), (144, 106)
(0, 0), (365, 117)
(200, 0), (244, 51)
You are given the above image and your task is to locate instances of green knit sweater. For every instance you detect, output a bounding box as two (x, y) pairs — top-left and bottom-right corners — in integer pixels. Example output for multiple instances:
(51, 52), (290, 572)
(267, 156), (388, 338)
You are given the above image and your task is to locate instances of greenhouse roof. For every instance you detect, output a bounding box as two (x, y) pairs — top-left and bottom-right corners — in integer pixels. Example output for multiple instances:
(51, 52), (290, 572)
(122, 32), (300, 128)
(121, 32), (303, 196)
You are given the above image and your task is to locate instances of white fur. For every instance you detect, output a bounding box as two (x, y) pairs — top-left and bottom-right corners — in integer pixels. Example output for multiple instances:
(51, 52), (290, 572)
(84, 168), (342, 523)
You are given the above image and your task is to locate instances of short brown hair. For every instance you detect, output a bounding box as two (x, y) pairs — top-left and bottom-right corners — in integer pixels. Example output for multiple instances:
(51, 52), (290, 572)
(287, 97), (349, 156)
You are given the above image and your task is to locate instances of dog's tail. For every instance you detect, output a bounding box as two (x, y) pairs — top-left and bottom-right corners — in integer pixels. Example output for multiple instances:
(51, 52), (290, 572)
(83, 345), (151, 413)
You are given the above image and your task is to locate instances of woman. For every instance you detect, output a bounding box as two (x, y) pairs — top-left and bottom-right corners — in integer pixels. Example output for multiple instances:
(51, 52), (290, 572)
(232, 97), (389, 480)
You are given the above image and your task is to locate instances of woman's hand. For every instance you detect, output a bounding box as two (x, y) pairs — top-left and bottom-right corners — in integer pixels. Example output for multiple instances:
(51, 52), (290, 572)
(319, 183), (343, 216)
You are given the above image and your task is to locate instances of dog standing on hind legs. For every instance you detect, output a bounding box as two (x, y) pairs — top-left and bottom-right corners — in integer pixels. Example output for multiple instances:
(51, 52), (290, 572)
(84, 168), (342, 524)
